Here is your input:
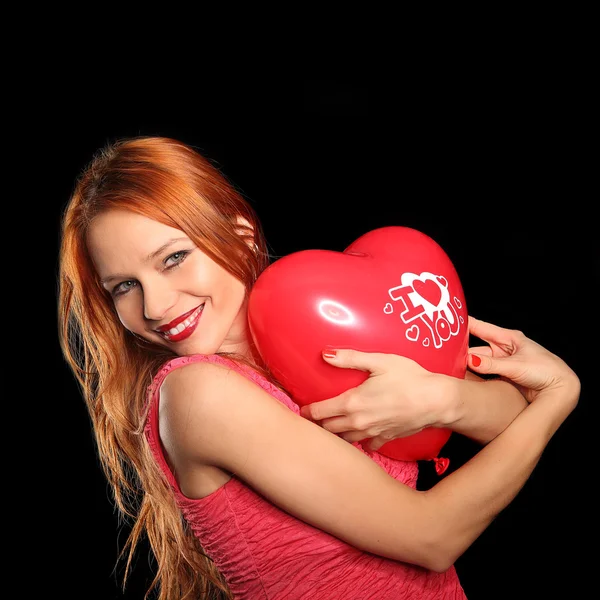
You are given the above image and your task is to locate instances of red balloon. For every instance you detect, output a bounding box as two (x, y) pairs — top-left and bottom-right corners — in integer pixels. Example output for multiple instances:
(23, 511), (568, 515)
(248, 226), (469, 461)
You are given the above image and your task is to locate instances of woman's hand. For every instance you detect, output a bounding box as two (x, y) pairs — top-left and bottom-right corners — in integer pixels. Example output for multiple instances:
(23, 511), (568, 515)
(467, 316), (580, 405)
(300, 316), (580, 451)
(299, 351), (452, 452)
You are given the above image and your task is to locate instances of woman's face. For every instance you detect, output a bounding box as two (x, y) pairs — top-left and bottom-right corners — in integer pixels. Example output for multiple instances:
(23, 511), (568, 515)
(87, 209), (251, 357)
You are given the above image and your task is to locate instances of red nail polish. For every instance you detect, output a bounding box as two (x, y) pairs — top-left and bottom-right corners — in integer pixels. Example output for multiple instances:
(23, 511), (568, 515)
(322, 349), (337, 359)
(471, 354), (481, 367)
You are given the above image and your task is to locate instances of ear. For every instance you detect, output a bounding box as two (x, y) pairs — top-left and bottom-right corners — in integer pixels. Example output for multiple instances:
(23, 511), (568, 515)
(235, 216), (255, 249)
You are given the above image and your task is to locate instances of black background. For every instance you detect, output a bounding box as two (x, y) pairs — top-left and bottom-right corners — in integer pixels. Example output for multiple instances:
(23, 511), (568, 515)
(42, 79), (594, 598)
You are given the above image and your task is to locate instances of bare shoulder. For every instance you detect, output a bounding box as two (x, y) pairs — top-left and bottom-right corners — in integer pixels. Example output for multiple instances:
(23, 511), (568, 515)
(158, 358), (290, 465)
(160, 358), (247, 410)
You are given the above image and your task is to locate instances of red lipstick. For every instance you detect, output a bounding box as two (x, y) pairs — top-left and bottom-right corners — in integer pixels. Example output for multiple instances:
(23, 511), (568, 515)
(155, 304), (204, 343)
(156, 305), (203, 333)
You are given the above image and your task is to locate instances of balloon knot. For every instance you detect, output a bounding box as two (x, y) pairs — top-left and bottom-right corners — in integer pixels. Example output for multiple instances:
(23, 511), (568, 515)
(432, 457), (450, 475)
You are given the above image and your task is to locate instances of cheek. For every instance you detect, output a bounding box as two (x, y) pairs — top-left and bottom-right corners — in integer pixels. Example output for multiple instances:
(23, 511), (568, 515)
(178, 258), (208, 288)
(114, 298), (142, 332)
(227, 280), (248, 315)
(218, 269), (246, 301)
(180, 257), (247, 307)
(197, 261), (244, 300)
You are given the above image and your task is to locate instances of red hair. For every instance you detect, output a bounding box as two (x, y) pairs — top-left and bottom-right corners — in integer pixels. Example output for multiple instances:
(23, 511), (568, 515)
(58, 136), (272, 599)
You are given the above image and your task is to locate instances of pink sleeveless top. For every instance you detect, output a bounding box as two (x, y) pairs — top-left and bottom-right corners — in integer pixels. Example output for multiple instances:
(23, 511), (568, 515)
(144, 354), (467, 599)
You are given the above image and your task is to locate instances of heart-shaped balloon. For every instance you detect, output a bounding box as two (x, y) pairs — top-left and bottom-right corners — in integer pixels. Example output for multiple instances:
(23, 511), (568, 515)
(248, 226), (469, 461)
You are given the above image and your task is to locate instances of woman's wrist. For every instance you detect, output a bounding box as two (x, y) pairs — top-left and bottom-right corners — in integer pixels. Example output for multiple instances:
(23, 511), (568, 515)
(431, 375), (531, 444)
(430, 374), (463, 429)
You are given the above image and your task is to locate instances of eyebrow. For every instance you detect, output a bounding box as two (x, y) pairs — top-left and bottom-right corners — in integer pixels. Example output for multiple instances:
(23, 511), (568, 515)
(100, 237), (190, 285)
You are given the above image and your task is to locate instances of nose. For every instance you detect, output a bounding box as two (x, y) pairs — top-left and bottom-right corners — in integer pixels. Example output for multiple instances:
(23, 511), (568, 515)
(142, 281), (177, 322)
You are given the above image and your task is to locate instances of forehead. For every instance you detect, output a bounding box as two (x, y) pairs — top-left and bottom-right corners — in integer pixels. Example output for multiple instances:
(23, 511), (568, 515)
(86, 209), (187, 275)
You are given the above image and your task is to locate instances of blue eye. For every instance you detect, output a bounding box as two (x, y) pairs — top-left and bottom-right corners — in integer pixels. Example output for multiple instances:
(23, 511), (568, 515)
(165, 250), (189, 268)
(113, 280), (137, 296)
(111, 250), (190, 298)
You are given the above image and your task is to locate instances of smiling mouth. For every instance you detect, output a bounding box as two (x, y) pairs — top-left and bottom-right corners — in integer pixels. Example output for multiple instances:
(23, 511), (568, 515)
(156, 304), (205, 341)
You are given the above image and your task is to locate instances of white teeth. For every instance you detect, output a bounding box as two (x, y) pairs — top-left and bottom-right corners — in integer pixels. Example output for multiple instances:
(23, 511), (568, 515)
(162, 305), (204, 339)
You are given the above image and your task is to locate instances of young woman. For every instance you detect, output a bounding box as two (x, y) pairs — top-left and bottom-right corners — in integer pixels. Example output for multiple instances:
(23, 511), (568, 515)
(58, 135), (580, 599)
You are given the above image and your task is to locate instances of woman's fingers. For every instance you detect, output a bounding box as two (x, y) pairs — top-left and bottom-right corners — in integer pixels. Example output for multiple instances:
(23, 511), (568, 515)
(320, 348), (395, 376)
(339, 431), (371, 444)
(319, 415), (353, 434)
(468, 351), (531, 384)
(468, 316), (518, 347)
(300, 395), (348, 421)
(468, 345), (493, 356)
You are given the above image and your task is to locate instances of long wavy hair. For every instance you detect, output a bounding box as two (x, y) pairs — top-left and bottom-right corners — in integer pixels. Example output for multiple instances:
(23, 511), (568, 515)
(58, 136), (273, 599)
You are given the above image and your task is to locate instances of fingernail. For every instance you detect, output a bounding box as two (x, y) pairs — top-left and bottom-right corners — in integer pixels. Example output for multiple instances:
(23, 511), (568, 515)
(322, 349), (337, 359)
(471, 354), (481, 367)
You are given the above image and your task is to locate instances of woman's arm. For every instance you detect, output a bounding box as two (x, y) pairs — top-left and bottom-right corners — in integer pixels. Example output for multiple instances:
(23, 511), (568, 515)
(158, 321), (579, 572)
(437, 371), (528, 444)
(423, 385), (574, 568)
(299, 350), (529, 450)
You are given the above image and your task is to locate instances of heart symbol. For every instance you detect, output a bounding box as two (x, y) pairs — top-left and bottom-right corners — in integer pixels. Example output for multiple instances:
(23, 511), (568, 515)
(383, 302), (393, 314)
(406, 324), (419, 341)
(248, 226), (469, 461)
(413, 278), (442, 307)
